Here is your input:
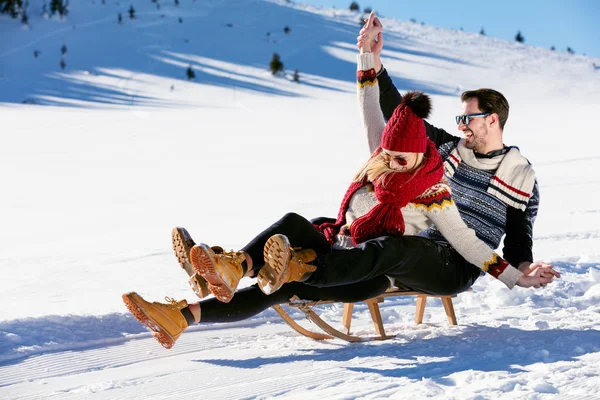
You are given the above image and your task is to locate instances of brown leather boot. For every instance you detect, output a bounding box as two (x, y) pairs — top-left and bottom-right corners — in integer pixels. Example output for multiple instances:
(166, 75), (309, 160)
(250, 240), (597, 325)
(171, 227), (211, 298)
(122, 292), (188, 349)
(189, 244), (246, 303)
(258, 234), (317, 295)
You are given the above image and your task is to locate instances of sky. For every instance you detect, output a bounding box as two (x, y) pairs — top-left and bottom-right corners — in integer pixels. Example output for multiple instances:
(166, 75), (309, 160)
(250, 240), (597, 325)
(300, 0), (600, 59)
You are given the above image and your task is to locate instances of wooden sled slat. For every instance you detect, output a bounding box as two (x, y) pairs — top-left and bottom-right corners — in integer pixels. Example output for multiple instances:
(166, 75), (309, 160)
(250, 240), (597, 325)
(272, 305), (333, 340)
(274, 287), (470, 341)
(297, 305), (396, 342)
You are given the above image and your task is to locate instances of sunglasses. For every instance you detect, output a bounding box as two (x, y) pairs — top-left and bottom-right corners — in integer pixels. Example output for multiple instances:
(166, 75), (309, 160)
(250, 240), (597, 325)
(380, 151), (408, 166)
(455, 112), (490, 125)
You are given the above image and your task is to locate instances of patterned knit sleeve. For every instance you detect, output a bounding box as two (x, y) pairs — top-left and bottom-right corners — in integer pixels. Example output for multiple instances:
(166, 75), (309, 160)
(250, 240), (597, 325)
(417, 186), (524, 289)
(357, 53), (386, 154)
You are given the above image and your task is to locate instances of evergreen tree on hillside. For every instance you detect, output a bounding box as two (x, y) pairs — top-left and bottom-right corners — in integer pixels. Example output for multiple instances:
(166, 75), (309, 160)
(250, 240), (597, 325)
(515, 30), (524, 43)
(283, 26), (291, 34)
(567, 47), (574, 54)
(480, 27), (485, 35)
(0, 0), (23, 18)
(128, 5), (135, 19)
(50, 0), (69, 18)
(349, 2), (359, 11)
(363, 7), (372, 14)
(61, 44), (67, 55)
(269, 53), (284, 75)
(186, 65), (195, 80)
(118, 13), (122, 24)
(293, 69), (300, 83)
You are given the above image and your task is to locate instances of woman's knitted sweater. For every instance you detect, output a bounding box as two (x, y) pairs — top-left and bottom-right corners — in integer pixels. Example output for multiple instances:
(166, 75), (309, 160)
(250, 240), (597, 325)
(343, 52), (523, 289)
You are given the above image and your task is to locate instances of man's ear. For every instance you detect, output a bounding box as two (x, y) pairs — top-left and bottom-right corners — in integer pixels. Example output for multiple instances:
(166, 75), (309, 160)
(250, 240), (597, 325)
(488, 113), (499, 128)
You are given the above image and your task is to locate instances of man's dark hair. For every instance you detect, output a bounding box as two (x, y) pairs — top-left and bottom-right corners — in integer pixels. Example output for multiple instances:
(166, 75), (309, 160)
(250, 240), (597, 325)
(461, 89), (509, 130)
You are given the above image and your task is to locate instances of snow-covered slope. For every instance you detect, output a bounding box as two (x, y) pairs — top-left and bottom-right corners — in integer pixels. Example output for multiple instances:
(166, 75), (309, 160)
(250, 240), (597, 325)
(1, 0), (599, 398)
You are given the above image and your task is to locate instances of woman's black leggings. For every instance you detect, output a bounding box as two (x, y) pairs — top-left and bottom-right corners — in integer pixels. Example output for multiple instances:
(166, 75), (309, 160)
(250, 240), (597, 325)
(199, 277), (391, 323)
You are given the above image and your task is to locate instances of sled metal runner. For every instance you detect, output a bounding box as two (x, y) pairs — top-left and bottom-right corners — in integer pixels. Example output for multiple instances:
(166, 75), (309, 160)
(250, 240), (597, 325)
(273, 287), (467, 342)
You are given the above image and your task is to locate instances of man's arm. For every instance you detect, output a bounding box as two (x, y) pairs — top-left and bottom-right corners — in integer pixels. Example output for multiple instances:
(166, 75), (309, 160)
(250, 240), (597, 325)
(378, 68), (458, 148)
(502, 180), (539, 269)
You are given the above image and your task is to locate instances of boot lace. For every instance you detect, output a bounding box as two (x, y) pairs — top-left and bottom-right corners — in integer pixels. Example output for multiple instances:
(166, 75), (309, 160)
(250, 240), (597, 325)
(219, 250), (246, 266)
(164, 296), (183, 309)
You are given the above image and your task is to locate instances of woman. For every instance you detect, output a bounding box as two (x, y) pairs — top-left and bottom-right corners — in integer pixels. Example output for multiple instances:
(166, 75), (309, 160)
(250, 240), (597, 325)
(122, 22), (556, 349)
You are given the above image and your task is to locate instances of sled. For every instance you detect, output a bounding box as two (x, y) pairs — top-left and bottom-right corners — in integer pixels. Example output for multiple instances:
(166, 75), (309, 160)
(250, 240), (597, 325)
(273, 287), (468, 342)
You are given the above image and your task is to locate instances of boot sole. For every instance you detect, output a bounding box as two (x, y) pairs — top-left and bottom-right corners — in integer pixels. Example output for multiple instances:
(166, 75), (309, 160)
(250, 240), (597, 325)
(122, 292), (176, 349)
(258, 234), (291, 295)
(171, 227), (211, 298)
(189, 245), (236, 303)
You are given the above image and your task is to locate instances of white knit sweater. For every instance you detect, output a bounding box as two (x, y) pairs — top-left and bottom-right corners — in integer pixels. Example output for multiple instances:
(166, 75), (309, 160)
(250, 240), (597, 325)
(340, 52), (524, 289)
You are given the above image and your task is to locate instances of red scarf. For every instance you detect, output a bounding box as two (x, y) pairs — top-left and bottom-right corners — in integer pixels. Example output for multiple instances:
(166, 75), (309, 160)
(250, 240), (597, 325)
(317, 139), (443, 245)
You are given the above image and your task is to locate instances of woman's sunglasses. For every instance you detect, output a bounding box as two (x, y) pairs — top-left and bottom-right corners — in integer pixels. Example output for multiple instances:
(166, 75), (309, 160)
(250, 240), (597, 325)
(381, 151), (408, 166)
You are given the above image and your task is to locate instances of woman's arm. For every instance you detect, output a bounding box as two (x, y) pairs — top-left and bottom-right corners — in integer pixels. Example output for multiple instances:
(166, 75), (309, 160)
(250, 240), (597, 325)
(357, 52), (386, 154)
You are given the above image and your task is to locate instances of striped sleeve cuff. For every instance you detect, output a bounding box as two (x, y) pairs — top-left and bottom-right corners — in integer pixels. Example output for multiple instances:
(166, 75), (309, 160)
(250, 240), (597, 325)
(483, 254), (523, 289)
(357, 53), (377, 87)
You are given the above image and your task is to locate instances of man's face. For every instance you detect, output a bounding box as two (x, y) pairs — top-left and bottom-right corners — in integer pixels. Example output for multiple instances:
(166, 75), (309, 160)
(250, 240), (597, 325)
(457, 98), (489, 152)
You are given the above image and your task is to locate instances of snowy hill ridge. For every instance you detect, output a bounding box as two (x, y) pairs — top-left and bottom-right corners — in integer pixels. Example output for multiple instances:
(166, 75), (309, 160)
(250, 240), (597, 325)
(1, 0), (600, 398)
(1, 0), (598, 107)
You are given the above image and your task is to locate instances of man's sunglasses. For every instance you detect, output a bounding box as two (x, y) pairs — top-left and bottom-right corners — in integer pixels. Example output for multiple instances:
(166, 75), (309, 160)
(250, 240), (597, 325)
(455, 112), (490, 125)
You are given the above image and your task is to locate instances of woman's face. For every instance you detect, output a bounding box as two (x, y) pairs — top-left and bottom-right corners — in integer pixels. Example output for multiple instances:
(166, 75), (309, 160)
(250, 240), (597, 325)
(380, 149), (421, 171)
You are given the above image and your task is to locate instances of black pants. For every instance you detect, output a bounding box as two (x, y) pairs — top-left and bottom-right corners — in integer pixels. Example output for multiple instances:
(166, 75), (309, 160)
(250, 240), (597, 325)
(200, 278), (391, 323)
(307, 236), (482, 296)
(198, 214), (480, 323)
(241, 212), (332, 274)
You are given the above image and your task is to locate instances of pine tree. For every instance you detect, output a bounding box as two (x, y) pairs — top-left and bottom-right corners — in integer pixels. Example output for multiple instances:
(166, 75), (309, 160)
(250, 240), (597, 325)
(60, 59), (66, 70)
(61, 44), (67, 56)
(118, 13), (122, 24)
(480, 27), (485, 35)
(363, 7), (372, 13)
(21, 9), (28, 25)
(50, 0), (68, 18)
(567, 47), (574, 54)
(174, 0), (179, 5)
(293, 69), (300, 83)
(269, 53), (284, 75)
(550, 45), (555, 51)
(349, 2), (359, 11)
(515, 30), (524, 43)
(186, 65), (195, 80)
(283, 26), (291, 34)
(0, 0), (24, 18)
(34, 50), (40, 58)
(128, 5), (135, 19)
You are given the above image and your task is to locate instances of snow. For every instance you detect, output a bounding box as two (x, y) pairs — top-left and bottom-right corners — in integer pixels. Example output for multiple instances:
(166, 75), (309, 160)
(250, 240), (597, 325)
(1, 0), (599, 399)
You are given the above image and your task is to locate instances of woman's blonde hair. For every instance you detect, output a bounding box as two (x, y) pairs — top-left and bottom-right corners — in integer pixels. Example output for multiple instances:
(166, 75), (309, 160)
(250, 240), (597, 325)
(353, 151), (425, 187)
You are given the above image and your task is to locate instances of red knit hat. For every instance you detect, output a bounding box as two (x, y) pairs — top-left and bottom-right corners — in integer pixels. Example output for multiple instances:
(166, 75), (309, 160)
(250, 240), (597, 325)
(381, 91), (431, 153)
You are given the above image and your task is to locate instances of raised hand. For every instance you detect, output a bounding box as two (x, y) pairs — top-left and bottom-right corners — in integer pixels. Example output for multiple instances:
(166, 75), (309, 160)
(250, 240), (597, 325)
(357, 11), (383, 55)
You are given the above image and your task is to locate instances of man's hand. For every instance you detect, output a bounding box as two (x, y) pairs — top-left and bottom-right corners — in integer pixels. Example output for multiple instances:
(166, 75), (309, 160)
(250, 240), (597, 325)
(516, 261), (561, 288)
(357, 11), (383, 55)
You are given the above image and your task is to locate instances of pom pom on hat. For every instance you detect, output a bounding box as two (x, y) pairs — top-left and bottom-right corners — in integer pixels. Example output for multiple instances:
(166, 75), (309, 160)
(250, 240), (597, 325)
(381, 91), (431, 153)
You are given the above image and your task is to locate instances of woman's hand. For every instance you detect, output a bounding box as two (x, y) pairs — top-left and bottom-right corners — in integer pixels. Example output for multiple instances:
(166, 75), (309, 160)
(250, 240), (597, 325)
(516, 262), (561, 288)
(357, 11), (383, 55)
